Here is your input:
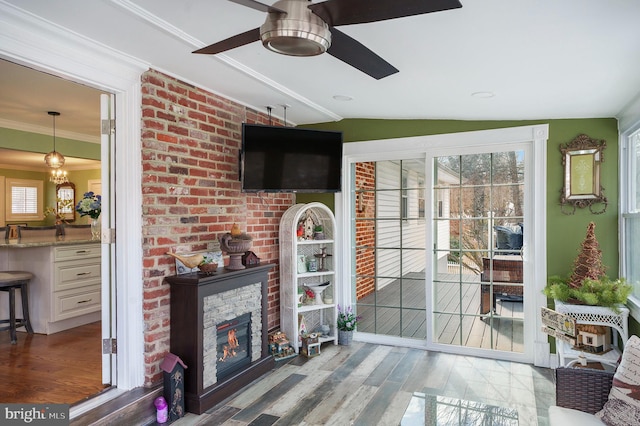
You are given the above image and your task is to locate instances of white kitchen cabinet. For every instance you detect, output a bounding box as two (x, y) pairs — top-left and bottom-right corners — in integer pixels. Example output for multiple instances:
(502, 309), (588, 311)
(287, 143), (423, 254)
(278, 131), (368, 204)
(2, 242), (101, 334)
(279, 203), (338, 352)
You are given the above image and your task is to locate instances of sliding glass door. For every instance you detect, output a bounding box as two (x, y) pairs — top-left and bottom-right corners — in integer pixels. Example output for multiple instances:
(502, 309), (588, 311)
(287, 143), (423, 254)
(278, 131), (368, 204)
(431, 151), (525, 353)
(343, 125), (546, 363)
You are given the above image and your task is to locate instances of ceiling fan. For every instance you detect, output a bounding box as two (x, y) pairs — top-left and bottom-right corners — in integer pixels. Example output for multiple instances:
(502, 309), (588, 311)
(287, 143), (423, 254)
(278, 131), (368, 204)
(194, 0), (462, 80)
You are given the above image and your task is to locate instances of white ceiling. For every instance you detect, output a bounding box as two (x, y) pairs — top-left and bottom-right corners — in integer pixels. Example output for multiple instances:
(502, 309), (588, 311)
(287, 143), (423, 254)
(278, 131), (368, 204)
(1, 0), (640, 136)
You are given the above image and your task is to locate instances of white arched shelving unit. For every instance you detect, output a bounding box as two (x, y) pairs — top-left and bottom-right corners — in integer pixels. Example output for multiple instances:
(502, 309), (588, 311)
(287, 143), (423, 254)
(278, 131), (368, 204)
(279, 203), (338, 352)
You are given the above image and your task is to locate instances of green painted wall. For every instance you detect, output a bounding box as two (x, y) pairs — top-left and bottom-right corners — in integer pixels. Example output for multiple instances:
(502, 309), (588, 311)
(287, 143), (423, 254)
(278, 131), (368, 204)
(298, 117), (640, 337)
(0, 127), (100, 159)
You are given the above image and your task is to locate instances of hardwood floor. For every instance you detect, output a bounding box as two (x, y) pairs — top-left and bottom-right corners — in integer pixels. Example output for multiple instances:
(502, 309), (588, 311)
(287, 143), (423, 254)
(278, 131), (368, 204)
(172, 341), (555, 426)
(0, 321), (106, 404)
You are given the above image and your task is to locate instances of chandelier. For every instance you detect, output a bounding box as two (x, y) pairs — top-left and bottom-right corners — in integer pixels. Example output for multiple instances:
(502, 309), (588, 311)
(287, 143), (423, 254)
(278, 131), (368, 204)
(44, 111), (66, 169)
(50, 168), (68, 185)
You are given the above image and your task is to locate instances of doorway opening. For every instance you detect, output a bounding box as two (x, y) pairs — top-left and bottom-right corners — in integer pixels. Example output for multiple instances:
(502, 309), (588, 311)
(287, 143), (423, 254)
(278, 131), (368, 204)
(0, 59), (110, 404)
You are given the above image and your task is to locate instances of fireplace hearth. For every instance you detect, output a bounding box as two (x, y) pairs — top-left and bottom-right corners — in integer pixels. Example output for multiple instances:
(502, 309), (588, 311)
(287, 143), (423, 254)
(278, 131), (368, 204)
(166, 264), (274, 414)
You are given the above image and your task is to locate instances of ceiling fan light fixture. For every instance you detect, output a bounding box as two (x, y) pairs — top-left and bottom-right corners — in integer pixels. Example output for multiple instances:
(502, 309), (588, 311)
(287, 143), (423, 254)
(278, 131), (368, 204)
(260, 0), (331, 57)
(44, 111), (65, 169)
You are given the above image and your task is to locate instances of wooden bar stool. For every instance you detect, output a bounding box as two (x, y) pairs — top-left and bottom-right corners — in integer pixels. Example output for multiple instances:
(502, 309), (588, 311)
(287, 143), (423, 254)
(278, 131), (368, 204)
(0, 271), (34, 344)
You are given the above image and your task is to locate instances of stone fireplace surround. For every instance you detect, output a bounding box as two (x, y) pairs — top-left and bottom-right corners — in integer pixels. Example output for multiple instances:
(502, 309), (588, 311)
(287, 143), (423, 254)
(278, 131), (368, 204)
(203, 285), (261, 388)
(166, 264), (274, 414)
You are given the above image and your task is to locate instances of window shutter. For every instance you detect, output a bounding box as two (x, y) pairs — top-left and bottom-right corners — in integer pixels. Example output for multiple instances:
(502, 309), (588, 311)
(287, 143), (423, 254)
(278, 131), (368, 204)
(11, 186), (39, 214)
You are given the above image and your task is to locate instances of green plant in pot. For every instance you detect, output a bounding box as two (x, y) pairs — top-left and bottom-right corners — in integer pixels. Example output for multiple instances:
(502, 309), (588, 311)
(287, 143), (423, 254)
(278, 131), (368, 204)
(313, 225), (325, 240)
(544, 222), (631, 311)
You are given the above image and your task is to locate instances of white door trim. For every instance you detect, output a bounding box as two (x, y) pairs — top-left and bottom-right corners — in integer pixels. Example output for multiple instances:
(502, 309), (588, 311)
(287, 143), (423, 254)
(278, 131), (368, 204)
(0, 1), (147, 395)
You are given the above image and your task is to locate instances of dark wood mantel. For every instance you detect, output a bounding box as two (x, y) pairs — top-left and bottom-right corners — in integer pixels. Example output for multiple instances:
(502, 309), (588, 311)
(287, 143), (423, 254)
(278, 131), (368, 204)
(165, 264), (275, 414)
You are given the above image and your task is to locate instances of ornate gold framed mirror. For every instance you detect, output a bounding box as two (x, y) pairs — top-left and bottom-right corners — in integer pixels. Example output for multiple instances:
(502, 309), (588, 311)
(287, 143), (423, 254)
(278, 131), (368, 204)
(560, 134), (607, 214)
(56, 181), (76, 222)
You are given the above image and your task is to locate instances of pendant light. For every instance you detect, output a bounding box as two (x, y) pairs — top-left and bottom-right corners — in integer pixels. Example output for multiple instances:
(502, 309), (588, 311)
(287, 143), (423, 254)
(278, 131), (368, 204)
(44, 111), (65, 169)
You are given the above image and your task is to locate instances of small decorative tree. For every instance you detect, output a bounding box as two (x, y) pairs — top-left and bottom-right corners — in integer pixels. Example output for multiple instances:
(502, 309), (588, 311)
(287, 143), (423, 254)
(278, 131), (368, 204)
(544, 222), (631, 310)
(566, 222), (606, 289)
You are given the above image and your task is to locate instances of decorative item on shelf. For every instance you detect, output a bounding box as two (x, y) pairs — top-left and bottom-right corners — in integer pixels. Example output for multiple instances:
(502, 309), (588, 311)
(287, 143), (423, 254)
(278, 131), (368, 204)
(298, 314), (307, 345)
(297, 288), (304, 307)
(318, 324), (330, 337)
(242, 251), (260, 266)
(307, 257), (318, 272)
(297, 255), (308, 273)
(305, 281), (330, 306)
(303, 215), (315, 240)
(313, 225), (325, 240)
(543, 222), (631, 311)
(315, 247), (331, 271)
(337, 304), (360, 345)
(322, 283), (333, 304)
(198, 263), (217, 274)
(303, 287), (315, 304)
(219, 224), (253, 270)
(574, 324), (611, 354)
(166, 252), (204, 269)
(75, 191), (101, 240)
(167, 250), (223, 274)
(559, 134), (608, 215)
(296, 223), (305, 241)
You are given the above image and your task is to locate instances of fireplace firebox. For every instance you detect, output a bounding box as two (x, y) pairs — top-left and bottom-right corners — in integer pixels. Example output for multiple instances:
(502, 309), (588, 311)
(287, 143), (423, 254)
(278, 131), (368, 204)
(216, 313), (251, 381)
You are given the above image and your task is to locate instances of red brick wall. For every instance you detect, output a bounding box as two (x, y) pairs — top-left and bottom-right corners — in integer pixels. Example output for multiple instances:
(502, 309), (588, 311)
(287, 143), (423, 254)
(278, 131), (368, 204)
(355, 162), (376, 300)
(140, 69), (294, 386)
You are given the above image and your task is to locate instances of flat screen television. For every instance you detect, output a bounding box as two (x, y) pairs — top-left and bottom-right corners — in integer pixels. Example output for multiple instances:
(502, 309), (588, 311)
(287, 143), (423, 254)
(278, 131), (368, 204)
(241, 123), (343, 193)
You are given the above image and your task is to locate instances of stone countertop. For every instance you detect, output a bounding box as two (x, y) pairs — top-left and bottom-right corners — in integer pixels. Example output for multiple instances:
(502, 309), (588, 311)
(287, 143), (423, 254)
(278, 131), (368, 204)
(0, 237), (99, 248)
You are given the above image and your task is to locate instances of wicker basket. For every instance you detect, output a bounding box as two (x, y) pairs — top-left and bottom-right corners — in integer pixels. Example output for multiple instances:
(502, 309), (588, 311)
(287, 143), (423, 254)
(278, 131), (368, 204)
(554, 367), (613, 414)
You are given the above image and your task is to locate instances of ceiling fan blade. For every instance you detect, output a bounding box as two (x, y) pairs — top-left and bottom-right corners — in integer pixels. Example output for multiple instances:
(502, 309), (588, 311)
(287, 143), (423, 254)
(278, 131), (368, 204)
(228, 0), (286, 14)
(327, 27), (398, 80)
(193, 28), (261, 55)
(309, 0), (462, 27)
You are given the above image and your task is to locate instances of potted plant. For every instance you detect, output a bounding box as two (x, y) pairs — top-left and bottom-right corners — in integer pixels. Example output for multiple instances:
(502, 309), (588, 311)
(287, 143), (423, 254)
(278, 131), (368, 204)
(337, 305), (360, 345)
(313, 225), (325, 240)
(544, 222), (632, 312)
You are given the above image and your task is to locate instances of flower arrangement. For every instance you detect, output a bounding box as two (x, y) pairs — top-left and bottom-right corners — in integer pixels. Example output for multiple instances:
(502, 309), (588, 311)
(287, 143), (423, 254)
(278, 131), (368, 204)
(337, 305), (360, 331)
(305, 288), (315, 301)
(75, 191), (101, 219)
(44, 197), (74, 224)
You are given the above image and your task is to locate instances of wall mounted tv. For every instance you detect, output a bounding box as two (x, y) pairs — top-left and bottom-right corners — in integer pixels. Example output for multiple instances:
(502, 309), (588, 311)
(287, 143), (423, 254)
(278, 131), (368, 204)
(241, 123), (343, 193)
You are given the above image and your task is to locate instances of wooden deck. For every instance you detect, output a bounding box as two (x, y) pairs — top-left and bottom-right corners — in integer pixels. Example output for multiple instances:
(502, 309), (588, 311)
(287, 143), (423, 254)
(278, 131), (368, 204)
(357, 273), (524, 352)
